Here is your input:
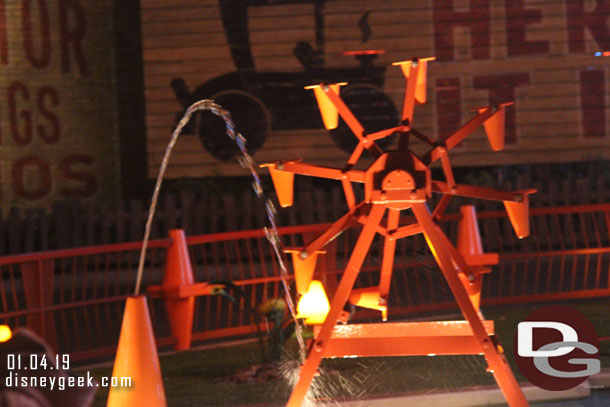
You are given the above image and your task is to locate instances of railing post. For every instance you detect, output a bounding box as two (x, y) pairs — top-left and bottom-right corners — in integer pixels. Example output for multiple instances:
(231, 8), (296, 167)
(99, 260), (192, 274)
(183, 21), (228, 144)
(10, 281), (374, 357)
(21, 260), (57, 350)
(605, 210), (610, 293)
(163, 229), (195, 350)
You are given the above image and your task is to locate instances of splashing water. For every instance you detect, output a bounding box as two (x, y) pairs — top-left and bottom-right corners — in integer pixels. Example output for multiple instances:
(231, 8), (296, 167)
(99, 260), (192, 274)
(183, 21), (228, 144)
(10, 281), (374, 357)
(133, 99), (306, 360)
(279, 360), (355, 407)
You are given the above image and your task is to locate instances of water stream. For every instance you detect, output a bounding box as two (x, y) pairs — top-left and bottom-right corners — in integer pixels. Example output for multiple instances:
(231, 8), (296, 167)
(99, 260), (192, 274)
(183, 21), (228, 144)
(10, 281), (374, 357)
(132, 99), (306, 360)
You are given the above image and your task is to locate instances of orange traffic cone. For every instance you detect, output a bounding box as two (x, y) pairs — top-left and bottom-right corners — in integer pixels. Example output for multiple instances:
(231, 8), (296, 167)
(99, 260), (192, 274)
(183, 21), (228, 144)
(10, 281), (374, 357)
(107, 296), (166, 407)
(456, 205), (498, 311)
(266, 165), (295, 208)
(457, 205), (484, 257)
(504, 193), (532, 239)
(393, 57), (435, 103)
(164, 229), (195, 350)
(478, 106), (506, 151)
(305, 83), (345, 130)
(285, 249), (320, 295)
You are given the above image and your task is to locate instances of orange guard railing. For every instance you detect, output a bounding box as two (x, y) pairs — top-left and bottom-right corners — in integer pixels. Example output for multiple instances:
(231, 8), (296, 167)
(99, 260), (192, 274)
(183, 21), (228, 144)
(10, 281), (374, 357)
(0, 204), (609, 361)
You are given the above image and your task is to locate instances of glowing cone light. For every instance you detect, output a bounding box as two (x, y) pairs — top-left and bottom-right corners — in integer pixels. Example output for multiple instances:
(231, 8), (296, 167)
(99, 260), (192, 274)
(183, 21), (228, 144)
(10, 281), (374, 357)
(0, 325), (12, 342)
(296, 280), (330, 325)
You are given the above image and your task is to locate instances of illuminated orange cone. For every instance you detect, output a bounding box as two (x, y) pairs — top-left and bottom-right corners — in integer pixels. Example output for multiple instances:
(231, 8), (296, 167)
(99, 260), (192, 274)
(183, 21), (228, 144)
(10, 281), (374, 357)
(457, 205), (499, 267)
(478, 107), (504, 151)
(285, 249), (322, 295)
(107, 296), (166, 407)
(305, 83), (346, 130)
(414, 59), (431, 103)
(263, 164), (295, 208)
(456, 205), (497, 310)
(350, 287), (387, 321)
(296, 280), (330, 325)
(504, 192), (533, 239)
(393, 57), (435, 103)
(163, 229), (195, 350)
(458, 206), (483, 258)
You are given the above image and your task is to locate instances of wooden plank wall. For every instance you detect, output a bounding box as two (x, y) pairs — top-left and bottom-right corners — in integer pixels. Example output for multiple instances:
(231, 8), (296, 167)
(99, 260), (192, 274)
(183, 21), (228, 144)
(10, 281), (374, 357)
(0, 0), (120, 211)
(141, 0), (610, 178)
(1, 171), (608, 255)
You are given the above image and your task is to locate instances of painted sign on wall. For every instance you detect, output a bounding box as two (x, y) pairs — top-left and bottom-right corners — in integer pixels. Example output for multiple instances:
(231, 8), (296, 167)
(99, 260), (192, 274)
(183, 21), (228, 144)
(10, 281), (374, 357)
(141, 0), (610, 178)
(0, 0), (119, 210)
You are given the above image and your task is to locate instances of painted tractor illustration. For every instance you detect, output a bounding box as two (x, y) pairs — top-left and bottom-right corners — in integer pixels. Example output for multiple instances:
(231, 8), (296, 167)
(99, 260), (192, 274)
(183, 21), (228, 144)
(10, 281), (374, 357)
(171, 0), (399, 161)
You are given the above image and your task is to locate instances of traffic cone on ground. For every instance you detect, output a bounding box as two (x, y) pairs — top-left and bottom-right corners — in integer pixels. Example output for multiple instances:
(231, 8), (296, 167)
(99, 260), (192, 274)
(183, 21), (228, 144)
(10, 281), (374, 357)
(107, 296), (166, 407)
(164, 229), (195, 350)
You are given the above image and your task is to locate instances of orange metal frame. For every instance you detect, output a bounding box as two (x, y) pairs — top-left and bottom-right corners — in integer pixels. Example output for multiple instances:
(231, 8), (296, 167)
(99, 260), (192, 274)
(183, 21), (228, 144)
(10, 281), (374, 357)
(263, 57), (533, 407)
